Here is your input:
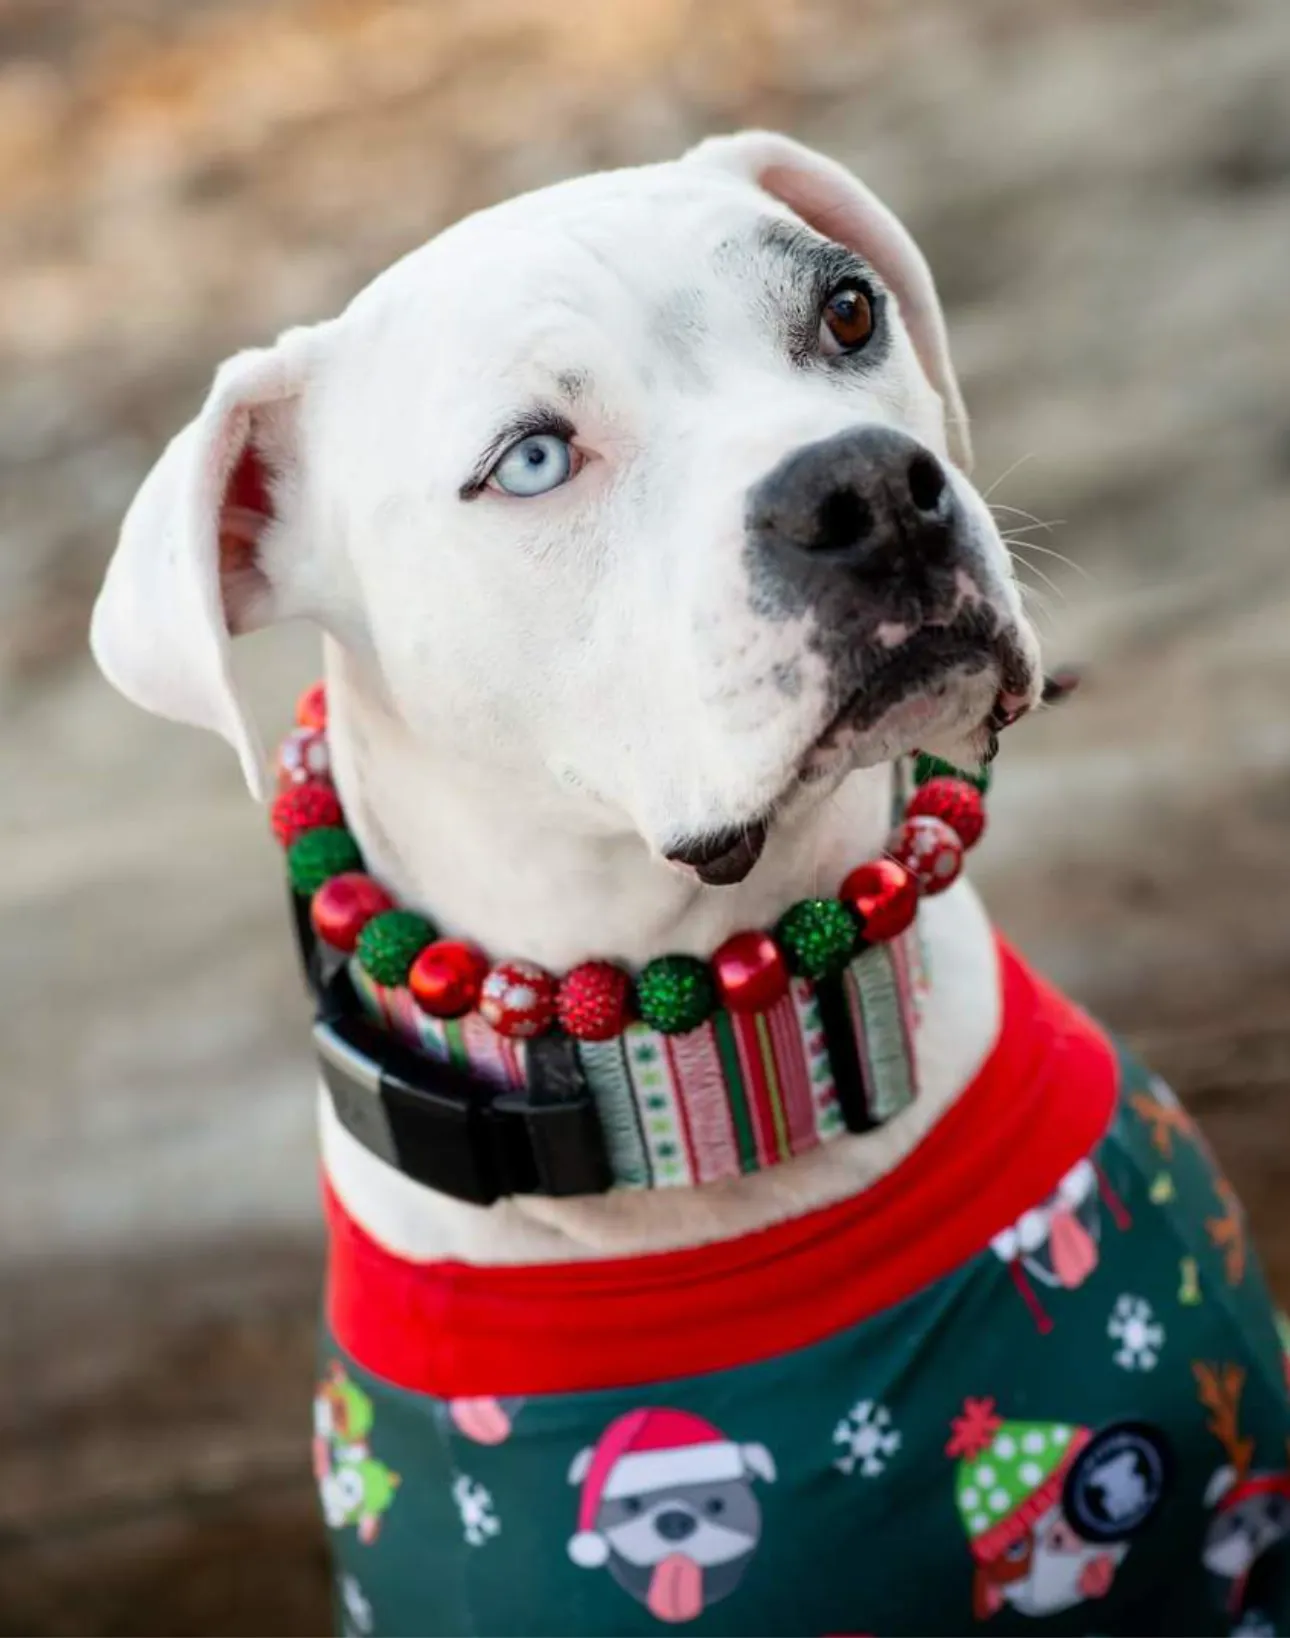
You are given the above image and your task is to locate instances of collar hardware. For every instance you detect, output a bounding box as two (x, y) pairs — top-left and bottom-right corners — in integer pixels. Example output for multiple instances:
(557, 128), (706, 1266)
(303, 900), (611, 1204)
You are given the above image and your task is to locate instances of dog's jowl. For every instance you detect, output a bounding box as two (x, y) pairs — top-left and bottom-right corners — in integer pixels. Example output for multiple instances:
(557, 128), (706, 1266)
(91, 131), (1290, 1635)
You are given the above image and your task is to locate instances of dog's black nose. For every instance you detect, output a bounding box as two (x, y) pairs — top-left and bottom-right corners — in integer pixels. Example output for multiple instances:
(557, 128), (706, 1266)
(747, 426), (957, 594)
(654, 1508), (699, 1542)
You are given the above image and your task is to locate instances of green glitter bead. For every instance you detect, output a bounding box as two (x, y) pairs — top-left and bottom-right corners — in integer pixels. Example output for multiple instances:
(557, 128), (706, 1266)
(914, 752), (991, 794)
(287, 826), (362, 895)
(775, 898), (860, 981)
(356, 909), (437, 987)
(636, 955), (715, 1036)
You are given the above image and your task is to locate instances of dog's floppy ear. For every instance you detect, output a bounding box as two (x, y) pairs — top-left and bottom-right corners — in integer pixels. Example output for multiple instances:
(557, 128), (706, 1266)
(90, 324), (326, 799)
(686, 130), (971, 471)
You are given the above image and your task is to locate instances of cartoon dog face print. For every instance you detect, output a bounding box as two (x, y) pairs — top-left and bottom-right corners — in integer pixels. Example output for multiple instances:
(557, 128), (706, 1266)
(991, 1159), (1103, 1292)
(568, 1408), (775, 1624)
(1204, 1469), (1290, 1605)
(950, 1400), (1169, 1622)
(973, 1502), (1127, 1620)
(990, 1159), (1131, 1330)
(1196, 1361), (1290, 1618)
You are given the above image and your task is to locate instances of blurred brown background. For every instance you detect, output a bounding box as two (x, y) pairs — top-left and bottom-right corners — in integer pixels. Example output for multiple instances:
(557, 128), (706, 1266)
(2, 0), (1289, 1631)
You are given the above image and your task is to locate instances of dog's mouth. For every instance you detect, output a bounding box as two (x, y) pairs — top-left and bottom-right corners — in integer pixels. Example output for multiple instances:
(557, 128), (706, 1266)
(666, 621), (1041, 888)
(811, 618), (1034, 765)
(666, 817), (773, 887)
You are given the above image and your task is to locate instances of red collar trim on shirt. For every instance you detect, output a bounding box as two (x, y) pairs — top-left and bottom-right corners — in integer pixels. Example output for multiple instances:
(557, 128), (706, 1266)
(323, 938), (1118, 1397)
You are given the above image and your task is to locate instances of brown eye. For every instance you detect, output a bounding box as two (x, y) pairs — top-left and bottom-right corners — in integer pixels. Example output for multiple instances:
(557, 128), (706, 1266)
(820, 285), (874, 356)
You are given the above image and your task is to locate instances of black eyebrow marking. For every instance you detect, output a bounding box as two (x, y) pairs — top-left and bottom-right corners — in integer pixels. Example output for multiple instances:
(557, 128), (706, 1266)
(755, 218), (872, 294)
(458, 405), (577, 500)
(752, 218), (889, 369)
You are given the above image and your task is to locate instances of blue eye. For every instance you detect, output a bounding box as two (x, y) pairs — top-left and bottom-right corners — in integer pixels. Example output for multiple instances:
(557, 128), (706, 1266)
(489, 432), (575, 497)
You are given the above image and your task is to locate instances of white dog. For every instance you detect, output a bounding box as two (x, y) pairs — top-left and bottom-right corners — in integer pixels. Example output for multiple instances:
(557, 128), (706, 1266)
(91, 134), (1289, 1636)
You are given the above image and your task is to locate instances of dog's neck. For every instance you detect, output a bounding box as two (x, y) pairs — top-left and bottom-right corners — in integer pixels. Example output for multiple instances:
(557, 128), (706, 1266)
(323, 644), (896, 967)
(318, 639), (1005, 1264)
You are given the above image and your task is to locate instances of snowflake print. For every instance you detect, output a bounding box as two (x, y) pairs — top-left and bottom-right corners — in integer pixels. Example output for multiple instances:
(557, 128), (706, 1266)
(1108, 1294), (1165, 1370)
(339, 1573), (373, 1636)
(833, 1398), (902, 1477)
(452, 1473), (501, 1547)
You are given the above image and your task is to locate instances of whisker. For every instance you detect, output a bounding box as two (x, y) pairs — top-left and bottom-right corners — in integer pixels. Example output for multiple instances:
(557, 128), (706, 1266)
(980, 452), (1038, 502)
(1015, 581), (1058, 627)
(990, 502), (1058, 533)
(1010, 553), (1067, 602)
(1006, 537), (1094, 583)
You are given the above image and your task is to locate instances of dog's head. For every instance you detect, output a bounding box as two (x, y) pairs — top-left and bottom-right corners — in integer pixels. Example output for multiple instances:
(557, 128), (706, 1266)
(92, 132), (1040, 882)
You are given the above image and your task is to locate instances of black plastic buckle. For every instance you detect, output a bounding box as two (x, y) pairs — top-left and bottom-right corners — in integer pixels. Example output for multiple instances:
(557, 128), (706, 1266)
(299, 895), (611, 1204)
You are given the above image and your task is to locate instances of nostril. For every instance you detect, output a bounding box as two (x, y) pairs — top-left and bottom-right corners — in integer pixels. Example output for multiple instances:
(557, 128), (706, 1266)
(813, 487), (874, 555)
(654, 1509), (698, 1542)
(907, 452), (947, 515)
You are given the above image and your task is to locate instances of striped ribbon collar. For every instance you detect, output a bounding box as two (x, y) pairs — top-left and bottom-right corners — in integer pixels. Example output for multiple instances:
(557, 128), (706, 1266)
(347, 921), (927, 1193)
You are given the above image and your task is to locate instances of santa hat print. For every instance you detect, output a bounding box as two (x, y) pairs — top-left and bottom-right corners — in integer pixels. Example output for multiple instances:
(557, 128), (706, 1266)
(946, 1398), (1091, 1564)
(567, 1408), (775, 1569)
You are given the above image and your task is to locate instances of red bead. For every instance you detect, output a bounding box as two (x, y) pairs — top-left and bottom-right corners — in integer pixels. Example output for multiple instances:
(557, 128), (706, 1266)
(907, 777), (986, 849)
(310, 872), (393, 953)
(888, 816), (964, 896)
(840, 858), (920, 942)
(479, 960), (558, 1038)
(296, 681), (327, 730)
(712, 931), (790, 1013)
(276, 725), (331, 789)
(558, 961), (633, 1041)
(271, 780), (342, 846)
(409, 940), (490, 1019)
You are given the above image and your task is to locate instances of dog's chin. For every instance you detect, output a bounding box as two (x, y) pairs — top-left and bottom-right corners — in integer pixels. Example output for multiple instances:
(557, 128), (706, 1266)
(806, 619), (1037, 780)
(804, 667), (999, 783)
(664, 632), (1035, 888)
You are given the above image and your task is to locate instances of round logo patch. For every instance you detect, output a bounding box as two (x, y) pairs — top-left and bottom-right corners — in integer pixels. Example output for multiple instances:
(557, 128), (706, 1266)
(1063, 1421), (1172, 1543)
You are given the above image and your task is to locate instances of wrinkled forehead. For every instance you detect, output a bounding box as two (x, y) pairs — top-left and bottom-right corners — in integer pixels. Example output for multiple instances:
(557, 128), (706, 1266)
(329, 165), (868, 446)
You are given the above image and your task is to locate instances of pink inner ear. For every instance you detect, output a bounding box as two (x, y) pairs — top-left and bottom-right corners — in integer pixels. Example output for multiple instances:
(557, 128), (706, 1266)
(761, 162), (852, 241)
(218, 440), (274, 634)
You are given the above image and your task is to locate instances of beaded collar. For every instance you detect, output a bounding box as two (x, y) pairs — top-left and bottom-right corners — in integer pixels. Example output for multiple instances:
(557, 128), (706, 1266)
(276, 682), (991, 1204)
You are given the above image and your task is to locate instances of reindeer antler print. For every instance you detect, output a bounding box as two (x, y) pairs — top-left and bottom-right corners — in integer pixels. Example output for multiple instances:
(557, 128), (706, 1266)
(1129, 1090), (1197, 1160)
(1194, 1361), (1255, 1482)
(1206, 1179), (1247, 1287)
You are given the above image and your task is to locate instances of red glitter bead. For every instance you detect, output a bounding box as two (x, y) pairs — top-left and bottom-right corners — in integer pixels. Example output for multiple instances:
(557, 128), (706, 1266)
(907, 777), (986, 849)
(479, 960), (558, 1038)
(888, 816), (964, 896)
(310, 872), (394, 953)
(271, 780), (342, 846)
(712, 930), (790, 1014)
(296, 681), (327, 730)
(276, 725), (331, 790)
(410, 940), (490, 1019)
(558, 961), (633, 1041)
(840, 857), (920, 942)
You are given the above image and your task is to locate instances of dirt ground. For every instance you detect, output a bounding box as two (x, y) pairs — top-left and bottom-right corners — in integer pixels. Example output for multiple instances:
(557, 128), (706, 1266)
(2, 1), (1289, 1631)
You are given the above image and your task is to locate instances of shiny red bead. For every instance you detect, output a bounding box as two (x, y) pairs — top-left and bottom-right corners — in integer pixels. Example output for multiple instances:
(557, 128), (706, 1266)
(276, 725), (331, 790)
(907, 777), (986, 849)
(271, 780), (342, 846)
(296, 681), (327, 730)
(479, 959), (558, 1038)
(410, 939), (490, 1019)
(840, 857), (921, 942)
(558, 961), (633, 1041)
(310, 872), (394, 953)
(888, 815), (964, 896)
(712, 930), (790, 1013)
